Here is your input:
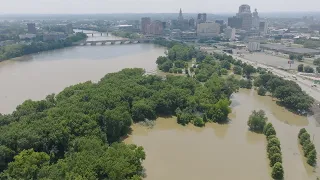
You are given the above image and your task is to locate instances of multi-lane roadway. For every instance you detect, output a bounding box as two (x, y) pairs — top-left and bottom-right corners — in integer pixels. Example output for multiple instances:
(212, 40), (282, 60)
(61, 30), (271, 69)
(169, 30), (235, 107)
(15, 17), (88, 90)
(229, 53), (320, 102)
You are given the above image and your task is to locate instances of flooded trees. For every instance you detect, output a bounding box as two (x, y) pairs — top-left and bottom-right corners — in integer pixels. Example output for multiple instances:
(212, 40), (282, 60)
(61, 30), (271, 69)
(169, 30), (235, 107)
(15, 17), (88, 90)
(265, 124), (284, 179)
(258, 86), (267, 96)
(242, 64), (256, 79)
(255, 74), (314, 113)
(247, 110), (267, 133)
(239, 79), (252, 89)
(271, 162), (284, 180)
(264, 123), (276, 137)
(249, 118), (284, 179)
(298, 128), (317, 167)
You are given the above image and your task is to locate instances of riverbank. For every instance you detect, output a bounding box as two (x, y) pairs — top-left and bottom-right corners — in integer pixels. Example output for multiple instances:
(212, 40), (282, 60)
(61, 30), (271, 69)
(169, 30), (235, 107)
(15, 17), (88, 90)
(0, 32), (87, 62)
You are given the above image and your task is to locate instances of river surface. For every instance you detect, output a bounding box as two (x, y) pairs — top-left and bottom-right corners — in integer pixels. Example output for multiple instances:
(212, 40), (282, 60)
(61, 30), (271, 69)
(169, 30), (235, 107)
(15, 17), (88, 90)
(0, 30), (165, 113)
(125, 89), (320, 180)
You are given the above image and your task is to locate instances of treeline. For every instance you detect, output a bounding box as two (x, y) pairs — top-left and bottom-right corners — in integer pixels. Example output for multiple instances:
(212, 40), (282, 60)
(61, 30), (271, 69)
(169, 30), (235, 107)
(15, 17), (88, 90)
(0, 32), (87, 61)
(298, 128), (317, 166)
(254, 73), (314, 113)
(0, 68), (239, 178)
(294, 38), (320, 49)
(153, 38), (182, 48)
(247, 110), (284, 179)
(156, 43), (196, 73)
(264, 123), (284, 180)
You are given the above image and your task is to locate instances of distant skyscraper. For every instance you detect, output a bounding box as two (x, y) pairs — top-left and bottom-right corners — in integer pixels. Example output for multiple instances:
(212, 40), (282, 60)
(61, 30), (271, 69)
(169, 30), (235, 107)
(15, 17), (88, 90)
(178, 8), (184, 22)
(238, 4), (251, 13)
(189, 18), (195, 28)
(259, 21), (268, 35)
(27, 23), (36, 34)
(236, 4), (252, 31)
(146, 20), (163, 35)
(141, 17), (151, 34)
(66, 23), (73, 34)
(228, 16), (243, 29)
(197, 13), (207, 24)
(252, 9), (260, 29)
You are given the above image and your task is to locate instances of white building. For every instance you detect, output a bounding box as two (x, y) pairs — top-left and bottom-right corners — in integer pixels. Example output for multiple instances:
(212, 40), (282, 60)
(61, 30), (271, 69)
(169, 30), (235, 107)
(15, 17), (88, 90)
(225, 27), (236, 40)
(196, 22), (220, 37)
(248, 42), (260, 51)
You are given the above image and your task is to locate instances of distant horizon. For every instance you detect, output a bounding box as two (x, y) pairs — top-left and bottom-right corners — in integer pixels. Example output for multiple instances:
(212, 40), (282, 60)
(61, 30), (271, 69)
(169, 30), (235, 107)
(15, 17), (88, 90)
(1, 0), (320, 15)
(1, 10), (320, 15)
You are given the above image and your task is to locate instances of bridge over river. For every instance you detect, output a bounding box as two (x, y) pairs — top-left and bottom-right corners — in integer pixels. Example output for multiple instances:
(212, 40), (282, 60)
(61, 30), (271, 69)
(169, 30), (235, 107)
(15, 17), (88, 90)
(80, 38), (153, 46)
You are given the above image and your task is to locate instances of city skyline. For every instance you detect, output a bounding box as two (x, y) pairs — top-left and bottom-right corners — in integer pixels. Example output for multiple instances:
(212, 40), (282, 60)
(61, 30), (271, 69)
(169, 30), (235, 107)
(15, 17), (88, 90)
(1, 0), (320, 14)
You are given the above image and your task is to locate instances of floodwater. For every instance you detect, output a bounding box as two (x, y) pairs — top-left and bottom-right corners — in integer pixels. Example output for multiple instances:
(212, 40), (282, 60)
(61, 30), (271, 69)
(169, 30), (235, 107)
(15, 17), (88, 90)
(125, 89), (320, 180)
(0, 30), (165, 113)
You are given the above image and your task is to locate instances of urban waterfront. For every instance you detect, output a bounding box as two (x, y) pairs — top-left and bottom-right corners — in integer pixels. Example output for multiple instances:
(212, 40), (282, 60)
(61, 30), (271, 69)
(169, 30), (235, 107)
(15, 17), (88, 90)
(1, 31), (320, 180)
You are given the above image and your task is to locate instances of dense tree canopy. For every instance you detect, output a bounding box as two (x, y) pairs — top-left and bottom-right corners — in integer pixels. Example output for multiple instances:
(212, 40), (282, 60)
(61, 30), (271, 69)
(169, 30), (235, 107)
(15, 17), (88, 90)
(298, 64), (304, 72)
(156, 43), (196, 73)
(254, 73), (313, 113)
(298, 129), (317, 167)
(272, 162), (284, 179)
(247, 110), (268, 133)
(0, 68), (239, 178)
(314, 58), (320, 66)
(304, 66), (314, 73)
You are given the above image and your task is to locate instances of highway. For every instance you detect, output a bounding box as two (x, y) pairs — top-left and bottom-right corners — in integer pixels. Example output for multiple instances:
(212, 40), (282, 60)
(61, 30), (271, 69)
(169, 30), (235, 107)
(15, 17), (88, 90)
(230, 53), (320, 102)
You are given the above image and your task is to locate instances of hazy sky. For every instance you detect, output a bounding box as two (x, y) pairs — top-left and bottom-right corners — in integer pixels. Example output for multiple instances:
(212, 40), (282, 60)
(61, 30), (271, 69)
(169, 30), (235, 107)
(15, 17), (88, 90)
(0, 0), (319, 14)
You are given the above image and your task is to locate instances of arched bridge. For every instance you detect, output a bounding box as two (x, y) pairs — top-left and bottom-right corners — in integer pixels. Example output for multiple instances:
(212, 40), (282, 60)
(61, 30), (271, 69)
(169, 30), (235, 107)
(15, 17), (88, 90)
(81, 38), (153, 46)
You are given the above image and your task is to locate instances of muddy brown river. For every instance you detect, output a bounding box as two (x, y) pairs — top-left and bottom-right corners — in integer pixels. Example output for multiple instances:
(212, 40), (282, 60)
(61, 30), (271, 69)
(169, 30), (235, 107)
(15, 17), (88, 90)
(125, 89), (320, 180)
(1, 30), (319, 179)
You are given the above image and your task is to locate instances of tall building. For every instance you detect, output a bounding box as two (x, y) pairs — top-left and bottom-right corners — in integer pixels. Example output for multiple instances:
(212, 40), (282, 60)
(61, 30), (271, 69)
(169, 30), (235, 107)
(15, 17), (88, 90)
(146, 20), (163, 35)
(236, 4), (252, 31)
(238, 4), (251, 13)
(27, 23), (36, 34)
(197, 13), (207, 24)
(259, 21), (268, 35)
(225, 26), (236, 40)
(228, 16), (243, 29)
(66, 23), (73, 34)
(197, 22), (220, 37)
(252, 9), (260, 29)
(178, 8), (184, 22)
(141, 17), (151, 34)
(189, 18), (195, 29)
